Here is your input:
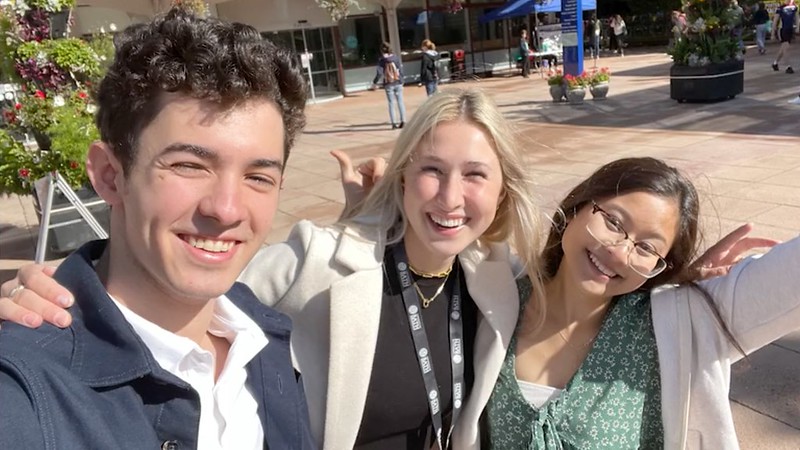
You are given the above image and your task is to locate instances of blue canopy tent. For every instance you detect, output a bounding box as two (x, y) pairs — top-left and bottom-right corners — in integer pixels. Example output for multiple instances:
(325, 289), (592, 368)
(478, 0), (597, 24)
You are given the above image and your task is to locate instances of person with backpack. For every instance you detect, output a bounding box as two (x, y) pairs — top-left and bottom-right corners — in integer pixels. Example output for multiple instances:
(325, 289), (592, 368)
(372, 42), (406, 130)
(419, 39), (440, 97)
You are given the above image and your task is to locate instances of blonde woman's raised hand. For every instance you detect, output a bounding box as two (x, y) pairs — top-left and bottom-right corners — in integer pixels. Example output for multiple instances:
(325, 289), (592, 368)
(331, 149), (387, 216)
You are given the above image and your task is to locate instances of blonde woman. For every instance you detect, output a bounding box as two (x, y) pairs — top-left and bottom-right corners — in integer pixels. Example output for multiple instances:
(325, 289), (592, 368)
(419, 39), (440, 96)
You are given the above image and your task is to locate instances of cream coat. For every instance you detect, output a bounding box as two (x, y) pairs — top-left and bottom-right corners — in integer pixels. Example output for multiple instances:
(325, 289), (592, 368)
(454, 234), (800, 450)
(239, 220), (523, 450)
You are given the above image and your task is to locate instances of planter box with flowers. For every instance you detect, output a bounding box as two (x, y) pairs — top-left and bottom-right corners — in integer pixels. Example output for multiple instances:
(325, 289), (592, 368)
(0, 0), (115, 255)
(588, 67), (611, 100)
(546, 70), (566, 102)
(563, 72), (589, 105)
(667, 0), (744, 103)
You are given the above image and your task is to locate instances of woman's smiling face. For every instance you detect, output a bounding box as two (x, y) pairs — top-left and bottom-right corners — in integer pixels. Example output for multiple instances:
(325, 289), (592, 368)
(558, 191), (680, 300)
(401, 120), (504, 268)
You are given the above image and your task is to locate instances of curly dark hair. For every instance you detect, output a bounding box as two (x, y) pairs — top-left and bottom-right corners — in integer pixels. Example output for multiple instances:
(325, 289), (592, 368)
(95, 7), (308, 173)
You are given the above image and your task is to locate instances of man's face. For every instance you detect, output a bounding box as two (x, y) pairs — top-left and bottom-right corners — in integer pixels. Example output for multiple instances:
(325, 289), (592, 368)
(108, 95), (284, 304)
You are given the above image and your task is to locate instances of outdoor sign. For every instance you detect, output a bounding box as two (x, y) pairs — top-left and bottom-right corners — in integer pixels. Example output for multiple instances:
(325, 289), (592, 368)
(561, 0), (583, 76)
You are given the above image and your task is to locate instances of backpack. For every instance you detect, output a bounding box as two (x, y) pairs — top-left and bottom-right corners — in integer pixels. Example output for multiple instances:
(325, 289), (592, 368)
(384, 59), (400, 84)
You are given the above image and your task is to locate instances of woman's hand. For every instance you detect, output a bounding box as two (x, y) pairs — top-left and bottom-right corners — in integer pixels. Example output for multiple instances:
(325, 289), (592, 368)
(331, 150), (387, 216)
(689, 223), (779, 280)
(0, 264), (73, 328)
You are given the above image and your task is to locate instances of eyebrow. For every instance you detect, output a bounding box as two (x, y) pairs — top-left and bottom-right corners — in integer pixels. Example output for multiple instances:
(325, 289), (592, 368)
(418, 154), (492, 168)
(160, 143), (283, 171)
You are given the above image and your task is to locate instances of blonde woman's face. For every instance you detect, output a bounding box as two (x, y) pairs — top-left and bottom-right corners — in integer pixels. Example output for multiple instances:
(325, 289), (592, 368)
(401, 120), (504, 264)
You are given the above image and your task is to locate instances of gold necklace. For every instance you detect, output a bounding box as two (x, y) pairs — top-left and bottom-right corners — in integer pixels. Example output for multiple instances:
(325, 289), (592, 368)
(414, 273), (450, 308)
(557, 327), (597, 350)
(409, 263), (453, 279)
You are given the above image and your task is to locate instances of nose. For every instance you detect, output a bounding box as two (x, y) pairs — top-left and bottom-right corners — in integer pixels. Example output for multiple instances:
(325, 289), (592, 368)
(604, 239), (633, 265)
(198, 176), (246, 226)
(437, 174), (464, 210)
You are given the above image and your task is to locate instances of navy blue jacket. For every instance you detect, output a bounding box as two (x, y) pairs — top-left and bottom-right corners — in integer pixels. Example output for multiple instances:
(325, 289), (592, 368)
(0, 240), (314, 450)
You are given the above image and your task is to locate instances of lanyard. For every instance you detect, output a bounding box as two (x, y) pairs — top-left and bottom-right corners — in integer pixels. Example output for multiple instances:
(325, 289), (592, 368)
(393, 244), (465, 450)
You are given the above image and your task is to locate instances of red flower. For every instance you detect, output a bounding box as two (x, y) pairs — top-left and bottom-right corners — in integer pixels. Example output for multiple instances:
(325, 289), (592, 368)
(14, 102), (22, 110)
(69, 160), (80, 169)
(77, 91), (87, 99)
(18, 168), (31, 178)
(34, 90), (46, 99)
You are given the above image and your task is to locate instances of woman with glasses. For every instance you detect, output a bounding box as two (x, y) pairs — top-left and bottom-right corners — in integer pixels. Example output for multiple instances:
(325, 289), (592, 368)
(465, 157), (799, 449)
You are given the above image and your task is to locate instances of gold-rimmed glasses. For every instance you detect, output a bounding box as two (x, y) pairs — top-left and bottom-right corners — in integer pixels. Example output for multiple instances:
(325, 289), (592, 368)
(585, 201), (670, 278)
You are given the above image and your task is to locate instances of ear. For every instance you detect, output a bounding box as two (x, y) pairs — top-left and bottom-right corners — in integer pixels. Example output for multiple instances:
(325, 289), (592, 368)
(86, 141), (125, 206)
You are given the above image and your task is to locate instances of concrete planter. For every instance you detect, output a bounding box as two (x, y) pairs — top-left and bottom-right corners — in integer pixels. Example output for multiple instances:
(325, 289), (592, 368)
(670, 60), (744, 103)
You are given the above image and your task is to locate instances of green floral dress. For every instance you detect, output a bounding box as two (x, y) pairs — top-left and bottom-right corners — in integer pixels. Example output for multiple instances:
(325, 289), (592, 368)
(484, 278), (663, 449)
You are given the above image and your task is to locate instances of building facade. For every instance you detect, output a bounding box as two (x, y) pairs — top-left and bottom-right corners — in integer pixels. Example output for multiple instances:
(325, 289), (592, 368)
(74, 0), (538, 99)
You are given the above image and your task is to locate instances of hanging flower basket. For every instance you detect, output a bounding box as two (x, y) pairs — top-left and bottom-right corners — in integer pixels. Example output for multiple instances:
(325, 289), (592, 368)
(314, 0), (360, 22)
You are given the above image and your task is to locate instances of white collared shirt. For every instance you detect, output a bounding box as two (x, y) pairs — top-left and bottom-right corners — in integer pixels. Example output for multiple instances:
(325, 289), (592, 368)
(111, 295), (268, 450)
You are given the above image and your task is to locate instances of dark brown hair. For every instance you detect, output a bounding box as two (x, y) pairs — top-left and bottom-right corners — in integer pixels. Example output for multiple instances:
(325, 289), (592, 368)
(95, 6), (307, 174)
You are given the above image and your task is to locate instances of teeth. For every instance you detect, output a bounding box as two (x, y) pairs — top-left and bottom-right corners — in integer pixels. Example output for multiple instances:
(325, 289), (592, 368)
(429, 214), (466, 228)
(186, 236), (235, 253)
(588, 252), (617, 278)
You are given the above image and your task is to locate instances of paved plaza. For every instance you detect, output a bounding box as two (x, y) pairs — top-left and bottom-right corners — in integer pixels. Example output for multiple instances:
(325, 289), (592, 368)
(1, 46), (799, 448)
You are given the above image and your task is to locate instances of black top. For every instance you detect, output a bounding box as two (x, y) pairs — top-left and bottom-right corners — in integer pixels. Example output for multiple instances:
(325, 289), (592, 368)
(354, 245), (478, 450)
(420, 52), (439, 83)
(752, 8), (769, 25)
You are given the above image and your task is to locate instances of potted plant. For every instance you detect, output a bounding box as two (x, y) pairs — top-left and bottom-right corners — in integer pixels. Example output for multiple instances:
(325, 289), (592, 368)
(546, 69), (565, 103)
(564, 72), (588, 105)
(589, 67), (611, 100)
(667, 0), (744, 102)
(0, 0), (109, 255)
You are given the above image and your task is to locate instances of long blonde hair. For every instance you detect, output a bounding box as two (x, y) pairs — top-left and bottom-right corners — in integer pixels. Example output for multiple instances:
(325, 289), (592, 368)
(343, 88), (546, 305)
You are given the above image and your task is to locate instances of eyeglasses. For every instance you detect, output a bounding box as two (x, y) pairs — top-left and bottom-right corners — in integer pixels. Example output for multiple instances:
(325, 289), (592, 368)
(585, 201), (670, 278)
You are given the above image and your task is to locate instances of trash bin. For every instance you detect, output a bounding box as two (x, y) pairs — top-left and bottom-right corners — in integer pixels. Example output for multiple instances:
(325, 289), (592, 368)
(437, 50), (451, 82)
(451, 49), (466, 79)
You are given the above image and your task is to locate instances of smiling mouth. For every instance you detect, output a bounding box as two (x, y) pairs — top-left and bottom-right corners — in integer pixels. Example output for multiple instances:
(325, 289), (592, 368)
(429, 214), (467, 229)
(588, 251), (618, 278)
(183, 235), (237, 253)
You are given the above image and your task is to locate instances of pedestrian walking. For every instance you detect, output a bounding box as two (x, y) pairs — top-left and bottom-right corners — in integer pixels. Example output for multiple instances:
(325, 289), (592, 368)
(520, 29), (532, 78)
(730, 0), (746, 52)
(589, 14), (601, 59)
(772, 0), (799, 73)
(419, 39), (439, 97)
(752, 2), (770, 54)
(610, 14), (627, 56)
(372, 42), (406, 129)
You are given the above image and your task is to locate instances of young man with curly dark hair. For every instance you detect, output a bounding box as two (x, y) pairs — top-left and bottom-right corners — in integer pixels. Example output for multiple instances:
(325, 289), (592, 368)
(0, 7), (314, 449)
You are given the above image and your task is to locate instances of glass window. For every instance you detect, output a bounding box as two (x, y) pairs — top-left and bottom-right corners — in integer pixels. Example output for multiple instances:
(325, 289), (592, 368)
(263, 30), (296, 53)
(427, 10), (467, 49)
(397, 8), (427, 52)
(339, 15), (383, 69)
(469, 8), (505, 51)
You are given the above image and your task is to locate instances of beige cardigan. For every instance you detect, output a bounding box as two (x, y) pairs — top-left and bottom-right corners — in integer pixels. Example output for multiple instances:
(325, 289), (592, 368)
(238, 220), (521, 450)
